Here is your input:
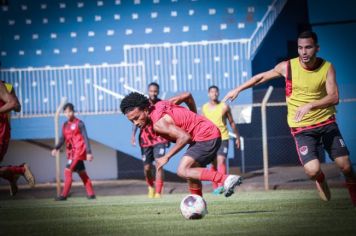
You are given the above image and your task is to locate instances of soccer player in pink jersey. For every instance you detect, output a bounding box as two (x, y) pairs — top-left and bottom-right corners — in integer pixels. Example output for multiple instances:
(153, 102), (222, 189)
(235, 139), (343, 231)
(131, 82), (169, 198)
(120, 92), (242, 197)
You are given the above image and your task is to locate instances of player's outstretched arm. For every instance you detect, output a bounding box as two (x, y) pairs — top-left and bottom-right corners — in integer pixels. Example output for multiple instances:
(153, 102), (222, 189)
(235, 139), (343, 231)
(154, 114), (191, 170)
(168, 92), (197, 113)
(223, 61), (287, 103)
(0, 82), (21, 114)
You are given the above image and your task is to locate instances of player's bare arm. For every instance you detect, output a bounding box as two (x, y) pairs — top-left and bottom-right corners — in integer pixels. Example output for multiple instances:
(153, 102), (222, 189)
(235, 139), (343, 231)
(153, 114), (192, 170)
(0, 82), (21, 114)
(11, 89), (21, 112)
(223, 61), (287, 102)
(225, 105), (240, 149)
(168, 92), (197, 113)
(294, 64), (339, 122)
(131, 125), (138, 146)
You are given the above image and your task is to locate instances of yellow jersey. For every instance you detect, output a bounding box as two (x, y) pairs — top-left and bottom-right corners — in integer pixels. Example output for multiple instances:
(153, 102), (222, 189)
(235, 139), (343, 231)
(1, 82), (14, 121)
(286, 57), (336, 127)
(202, 102), (229, 140)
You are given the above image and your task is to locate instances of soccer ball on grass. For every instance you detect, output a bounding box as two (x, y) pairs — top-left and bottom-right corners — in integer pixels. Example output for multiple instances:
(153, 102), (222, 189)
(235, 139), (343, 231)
(180, 194), (207, 220)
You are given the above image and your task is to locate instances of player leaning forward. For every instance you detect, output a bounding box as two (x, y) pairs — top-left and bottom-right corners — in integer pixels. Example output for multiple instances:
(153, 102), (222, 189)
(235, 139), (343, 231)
(224, 31), (356, 206)
(120, 92), (242, 197)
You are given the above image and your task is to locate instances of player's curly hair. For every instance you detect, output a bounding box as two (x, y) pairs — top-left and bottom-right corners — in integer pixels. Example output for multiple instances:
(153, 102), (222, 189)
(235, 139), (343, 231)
(120, 92), (150, 114)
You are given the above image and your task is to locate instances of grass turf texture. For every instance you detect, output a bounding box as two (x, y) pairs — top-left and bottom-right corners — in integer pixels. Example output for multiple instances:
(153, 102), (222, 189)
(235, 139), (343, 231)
(1, 189), (355, 236)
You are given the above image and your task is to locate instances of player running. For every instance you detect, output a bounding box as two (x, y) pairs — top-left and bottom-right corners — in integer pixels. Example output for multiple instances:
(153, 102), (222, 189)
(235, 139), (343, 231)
(51, 103), (95, 201)
(223, 31), (356, 206)
(202, 85), (240, 195)
(120, 92), (242, 197)
(131, 82), (168, 198)
(0, 81), (35, 196)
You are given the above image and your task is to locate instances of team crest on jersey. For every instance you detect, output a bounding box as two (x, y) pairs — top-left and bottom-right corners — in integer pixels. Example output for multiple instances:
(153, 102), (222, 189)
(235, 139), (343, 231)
(299, 146), (308, 156)
(70, 124), (76, 130)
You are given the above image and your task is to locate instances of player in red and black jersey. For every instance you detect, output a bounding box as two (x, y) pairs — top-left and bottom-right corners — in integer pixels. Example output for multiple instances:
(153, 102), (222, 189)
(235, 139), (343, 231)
(131, 82), (169, 198)
(51, 103), (95, 201)
(122, 92), (242, 198)
(0, 81), (35, 196)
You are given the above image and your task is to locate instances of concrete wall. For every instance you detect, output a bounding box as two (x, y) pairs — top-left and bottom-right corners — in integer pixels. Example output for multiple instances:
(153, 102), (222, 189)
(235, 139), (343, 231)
(0, 139), (117, 185)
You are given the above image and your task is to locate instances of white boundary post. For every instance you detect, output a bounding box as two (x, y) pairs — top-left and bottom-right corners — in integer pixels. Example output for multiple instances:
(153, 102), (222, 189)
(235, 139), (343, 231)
(54, 97), (67, 196)
(261, 86), (273, 191)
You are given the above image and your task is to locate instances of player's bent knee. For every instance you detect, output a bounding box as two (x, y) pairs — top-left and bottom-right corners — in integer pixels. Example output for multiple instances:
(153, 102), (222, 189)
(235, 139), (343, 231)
(304, 167), (319, 179)
(340, 162), (352, 175)
(143, 165), (151, 172)
(177, 168), (187, 178)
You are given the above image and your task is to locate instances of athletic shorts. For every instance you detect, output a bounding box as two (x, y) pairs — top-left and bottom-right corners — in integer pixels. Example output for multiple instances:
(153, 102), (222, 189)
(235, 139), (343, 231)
(0, 141), (9, 162)
(141, 143), (166, 165)
(292, 122), (350, 165)
(184, 138), (221, 167)
(66, 159), (86, 172)
(217, 140), (229, 157)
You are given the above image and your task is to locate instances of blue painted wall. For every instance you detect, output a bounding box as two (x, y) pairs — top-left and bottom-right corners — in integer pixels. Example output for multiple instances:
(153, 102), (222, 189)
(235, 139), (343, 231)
(308, 0), (356, 163)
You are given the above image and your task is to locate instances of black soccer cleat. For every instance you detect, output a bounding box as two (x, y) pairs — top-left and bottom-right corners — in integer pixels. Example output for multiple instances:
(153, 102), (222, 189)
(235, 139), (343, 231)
(55, 196), (67, 201)
(87, 195), (96, 200)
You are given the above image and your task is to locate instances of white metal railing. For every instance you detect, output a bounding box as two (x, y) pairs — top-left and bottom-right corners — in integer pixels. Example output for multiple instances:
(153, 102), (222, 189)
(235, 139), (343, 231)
(0, 0), (288, 118)
(1, 63), (145, 118)
(124, 39), (251, 92)
(248, 0), (288, 59)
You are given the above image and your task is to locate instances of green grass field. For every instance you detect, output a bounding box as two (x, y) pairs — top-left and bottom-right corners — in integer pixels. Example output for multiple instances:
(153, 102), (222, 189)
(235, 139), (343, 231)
(1, 189), (355, 236)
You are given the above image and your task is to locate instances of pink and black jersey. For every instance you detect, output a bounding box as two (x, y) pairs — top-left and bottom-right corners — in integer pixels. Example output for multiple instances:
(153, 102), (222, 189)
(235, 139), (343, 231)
(55, 118), (91, 160)
(139, 124), (168, 148)
(149, 100), (221, 142)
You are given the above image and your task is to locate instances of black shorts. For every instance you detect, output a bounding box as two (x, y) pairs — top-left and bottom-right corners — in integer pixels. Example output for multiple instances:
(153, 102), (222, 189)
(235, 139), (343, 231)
(293, 122), (349, 165)
(141, 143), (166, 165)
(217, 140), (229, 157)
(66, 159), (86, 172)
(184, 138), (221, 167)
(0, 141), (9, 162)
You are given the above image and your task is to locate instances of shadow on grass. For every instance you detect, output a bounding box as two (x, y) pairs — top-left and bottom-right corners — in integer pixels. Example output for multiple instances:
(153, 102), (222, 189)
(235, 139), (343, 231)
(219, 210), (274, 215)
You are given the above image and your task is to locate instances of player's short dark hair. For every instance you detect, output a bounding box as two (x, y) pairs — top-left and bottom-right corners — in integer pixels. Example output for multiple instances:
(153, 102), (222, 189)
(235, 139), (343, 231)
(148, 82), (159, 90)
(63, 103), (74, 112)
(208, 85), (219, 92)
(298, 31), (318, 44)
(120, 92), (150, 114)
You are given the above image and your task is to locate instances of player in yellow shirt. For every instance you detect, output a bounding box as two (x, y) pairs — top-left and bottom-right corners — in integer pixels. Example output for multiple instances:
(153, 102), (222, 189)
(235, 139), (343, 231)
(202, 85), (240, 195)
(223, 31), (356, 206)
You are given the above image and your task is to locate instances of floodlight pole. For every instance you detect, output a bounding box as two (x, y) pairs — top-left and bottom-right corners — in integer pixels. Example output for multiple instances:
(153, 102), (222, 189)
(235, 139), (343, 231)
(261, 86), (273, 191)
(54, 97), (67, 196)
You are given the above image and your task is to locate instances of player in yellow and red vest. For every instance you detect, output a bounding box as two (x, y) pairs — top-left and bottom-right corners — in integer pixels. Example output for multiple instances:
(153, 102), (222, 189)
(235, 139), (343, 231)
(223, 31), (356, 206)
(51, 103), (95, 201)
(0, 80), (35, 196)
(202, 85), (240, 195)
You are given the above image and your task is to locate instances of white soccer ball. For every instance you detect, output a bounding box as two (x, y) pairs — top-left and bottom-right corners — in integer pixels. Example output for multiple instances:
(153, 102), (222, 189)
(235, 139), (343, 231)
(180, 194), (207, 220)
